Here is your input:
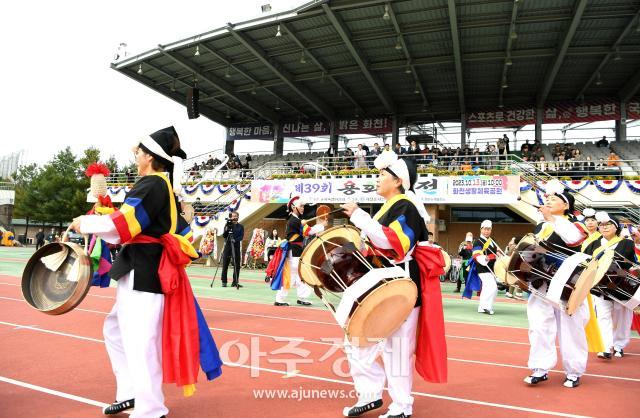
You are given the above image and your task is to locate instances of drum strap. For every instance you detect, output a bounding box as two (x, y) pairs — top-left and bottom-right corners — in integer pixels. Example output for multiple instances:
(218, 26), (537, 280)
(313, 285), (334, 311)
(592, 236), (624, 259)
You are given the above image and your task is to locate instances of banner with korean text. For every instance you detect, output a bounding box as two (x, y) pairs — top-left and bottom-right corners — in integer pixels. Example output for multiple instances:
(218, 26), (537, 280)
(251, 175), (519, 204)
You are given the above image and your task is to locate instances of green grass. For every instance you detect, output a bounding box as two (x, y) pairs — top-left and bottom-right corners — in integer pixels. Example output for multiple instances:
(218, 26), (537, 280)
(1, 246), (529, 328)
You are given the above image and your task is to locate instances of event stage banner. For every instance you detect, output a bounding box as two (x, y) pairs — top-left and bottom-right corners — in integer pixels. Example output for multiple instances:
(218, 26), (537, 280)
(251, 175), (519, 205)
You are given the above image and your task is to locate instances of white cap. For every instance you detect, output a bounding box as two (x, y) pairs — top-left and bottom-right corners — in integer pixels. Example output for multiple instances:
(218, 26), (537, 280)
(465, 232), (473, 241)
(481, 220), (492, 229)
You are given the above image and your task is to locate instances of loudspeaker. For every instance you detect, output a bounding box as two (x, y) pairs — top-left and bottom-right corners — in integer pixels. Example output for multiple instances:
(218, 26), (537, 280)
(186, 87), (200, 119)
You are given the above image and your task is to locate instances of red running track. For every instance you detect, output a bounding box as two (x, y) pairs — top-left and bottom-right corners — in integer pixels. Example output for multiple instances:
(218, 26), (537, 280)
(0, 275), (638, 418)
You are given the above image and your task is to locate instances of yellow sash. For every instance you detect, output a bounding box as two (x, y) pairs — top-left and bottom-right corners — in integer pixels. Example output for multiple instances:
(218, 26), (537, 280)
(581, 232), (601, 252)
(582, 236), (623, 353)
(373, 194), (410, 221)
(152, 173), (198, 260)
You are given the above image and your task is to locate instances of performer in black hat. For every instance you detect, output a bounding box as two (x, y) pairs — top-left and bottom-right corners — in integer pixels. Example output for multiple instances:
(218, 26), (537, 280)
(71, 127), (221, 417)
(524, 180), (592, 388)
(583, 211), (638, 359)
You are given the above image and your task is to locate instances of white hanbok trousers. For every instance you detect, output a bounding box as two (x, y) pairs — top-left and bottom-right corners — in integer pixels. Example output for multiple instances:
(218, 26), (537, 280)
(594, 296), (633, 352)
(478, 272), (498, 312)
(275, 253), (312, 303)
(345, 307), (420, 416)
(527, 293), (589, 379)
(103, 272), (167, 418)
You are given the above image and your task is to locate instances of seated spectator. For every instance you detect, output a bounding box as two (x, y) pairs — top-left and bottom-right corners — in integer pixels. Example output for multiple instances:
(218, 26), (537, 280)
(460, 160), (472, 171)
(595, 158), (606, 170)
(537, 156), (548, 172)
(583, 156), (595, 172)
(607, 151), (621, 167)
(596, 136), (609, 148)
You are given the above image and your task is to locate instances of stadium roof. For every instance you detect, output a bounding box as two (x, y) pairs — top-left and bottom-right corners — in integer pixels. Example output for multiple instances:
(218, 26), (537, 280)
(111, 0), (640, 128)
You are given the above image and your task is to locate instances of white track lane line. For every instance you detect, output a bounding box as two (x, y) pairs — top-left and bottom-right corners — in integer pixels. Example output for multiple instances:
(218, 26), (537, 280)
(0, 376), (131, 415)
(0, 320), (592, 418)
(1, 314), (639, 383)
(1, 293), (639, 356)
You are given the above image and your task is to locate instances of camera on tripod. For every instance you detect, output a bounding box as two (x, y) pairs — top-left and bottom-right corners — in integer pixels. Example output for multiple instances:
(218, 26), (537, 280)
(224, 217), (235, 233)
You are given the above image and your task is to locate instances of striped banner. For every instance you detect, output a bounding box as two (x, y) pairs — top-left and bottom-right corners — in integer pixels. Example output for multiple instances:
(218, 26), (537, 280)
(594, 179), (622, 194)
(624, 180), (640, 194)
(561, 179), (591, 192)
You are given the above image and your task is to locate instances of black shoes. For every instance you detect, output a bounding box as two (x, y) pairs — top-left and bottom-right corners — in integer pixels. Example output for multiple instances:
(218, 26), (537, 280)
(524, 374), (548, 385)
(614, 349), (624, 358)
(274, 302), (289, 306)
(231, 282), (243, 288)
(597, 352), (612, 360)
(297, 300), (312, 306)
(221, 283), (228, 287)
(103, 399), (134, 415)
(563, 377), (580, 388)
(343, 399), (383, 417)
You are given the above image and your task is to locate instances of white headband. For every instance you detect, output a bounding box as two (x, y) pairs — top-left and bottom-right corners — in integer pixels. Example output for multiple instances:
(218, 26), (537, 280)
(140, 136), (172, 162)
(374, 152), (410, 191)
(481, 220), (492, 229)
(139, 136), (183, 195)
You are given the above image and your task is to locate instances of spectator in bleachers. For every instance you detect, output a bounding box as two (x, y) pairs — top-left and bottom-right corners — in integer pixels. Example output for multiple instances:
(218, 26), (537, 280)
(343, 148), (355, 169)
(607, 151), (621, 167)
(596, 136), (609, 148)
(370, 143), (381, 157)
(583, 156), (595, 173)
(461, 160), (472, 171)
(325, 145), (336, 157)
(394, 142), (405, 156)
(497, 136), (507, 161)
(354, 144), (368, 169)
(406, 140), (420, 164)
(596, 158), (606, 170)
(537, 156), (548, 172)
(470, 150), (482, 168)
(381, 143), (392, 156)
(520, 140), (530, 153)
(502, 134), (510, 154)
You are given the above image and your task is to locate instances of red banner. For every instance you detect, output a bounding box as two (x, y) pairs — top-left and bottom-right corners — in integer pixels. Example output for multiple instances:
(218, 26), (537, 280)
(544, 99), (620, 124)
(628, 98), (640, 120)
(467, 107), (535, 128)
(337, 117), (391, 135)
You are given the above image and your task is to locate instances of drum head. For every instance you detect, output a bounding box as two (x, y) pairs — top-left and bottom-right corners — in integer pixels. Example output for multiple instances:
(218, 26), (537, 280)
(299, 225), (362, 288)
(567, 261), (597, 315)
(592, 249), (615, 286)
(346, 278), (417, 347)
(441, 250), (451, 274)
(21, 242), (93, 315)
(493, 255), (510, 284)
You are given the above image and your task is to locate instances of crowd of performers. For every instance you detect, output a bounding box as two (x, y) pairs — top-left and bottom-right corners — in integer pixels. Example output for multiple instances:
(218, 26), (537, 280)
(64, 125), (639, 418)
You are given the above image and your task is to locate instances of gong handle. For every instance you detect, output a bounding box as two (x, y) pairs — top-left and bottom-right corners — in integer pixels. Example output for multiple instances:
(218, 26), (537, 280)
(62, 224), (90, 253)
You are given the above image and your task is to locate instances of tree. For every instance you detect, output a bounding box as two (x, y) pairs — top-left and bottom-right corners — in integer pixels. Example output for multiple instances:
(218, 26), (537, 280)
(78, 147), (101, 171)
(33, 148), (89, 227)
(13, 163), (41, 236)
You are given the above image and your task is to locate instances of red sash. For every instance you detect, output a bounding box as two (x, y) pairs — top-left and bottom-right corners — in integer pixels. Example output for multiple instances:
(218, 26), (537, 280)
(129, 234), (200, 388)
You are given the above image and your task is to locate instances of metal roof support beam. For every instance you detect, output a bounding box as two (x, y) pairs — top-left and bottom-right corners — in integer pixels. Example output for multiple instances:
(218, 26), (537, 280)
(321, 4), (395, 113)
(386, 3), (429, 108)
(576, 11), (640, 100)
(447, 0), (465, 116)
(197, 43), (309, 119)
(536, 0), (588, 108)
(113, 65), (229, 126)
(498, 0), (520, 107)
(227, 27), (335, 120)
(159, 46), (280, 124)
(278, 22), (364, 114)
(620, 67), (640, 103)
(144, 61), (257, 122)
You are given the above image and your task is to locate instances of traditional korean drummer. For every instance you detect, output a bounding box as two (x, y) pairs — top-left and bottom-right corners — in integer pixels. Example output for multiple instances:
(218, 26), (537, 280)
(524, 180), (594, 389)
(582, 211), (638, 359)
(340, 152), (447, 418)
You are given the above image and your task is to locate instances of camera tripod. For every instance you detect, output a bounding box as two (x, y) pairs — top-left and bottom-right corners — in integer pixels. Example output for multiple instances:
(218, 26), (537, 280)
(210, 224), (241, 289)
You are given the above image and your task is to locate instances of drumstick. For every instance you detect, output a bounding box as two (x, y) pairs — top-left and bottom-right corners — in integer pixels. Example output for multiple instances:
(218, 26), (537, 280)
(304, 208), (344, 223)
(517, 196), (541, 209)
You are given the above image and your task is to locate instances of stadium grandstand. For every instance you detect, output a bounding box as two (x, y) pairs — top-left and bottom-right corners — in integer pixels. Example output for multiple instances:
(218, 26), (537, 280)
(102, 0), (640, 255)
